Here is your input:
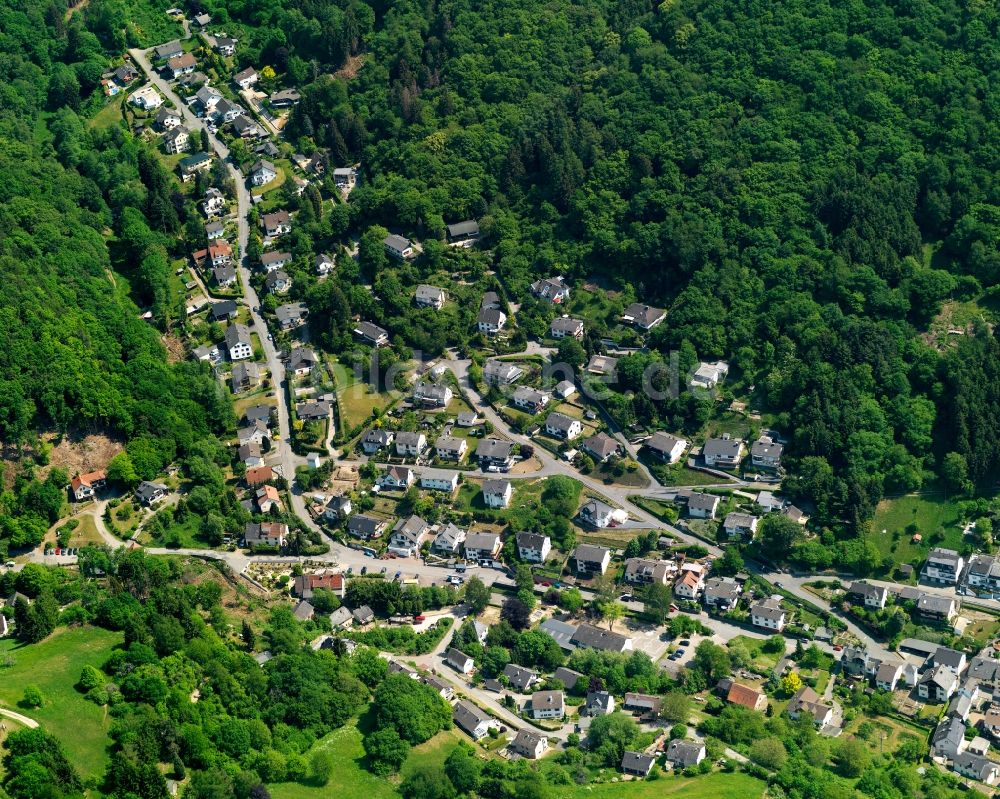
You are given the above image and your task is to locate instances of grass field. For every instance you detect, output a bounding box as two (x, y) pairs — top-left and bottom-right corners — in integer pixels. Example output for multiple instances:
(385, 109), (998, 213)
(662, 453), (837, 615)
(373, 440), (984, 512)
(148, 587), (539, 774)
(0, 626), (122, 779)
(338, 383), (398, 431)
(90, 97), (125, 131)
(872, 494), (964, 564)
(551, 771), (765, 799)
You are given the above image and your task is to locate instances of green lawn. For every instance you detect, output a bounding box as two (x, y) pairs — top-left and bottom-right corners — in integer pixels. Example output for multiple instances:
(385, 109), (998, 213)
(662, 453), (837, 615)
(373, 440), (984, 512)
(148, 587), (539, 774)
(90, 97), (125, 131)
(400, 727), (467, 777)
(0, 626), (123, 779)
(551, 772), (765, 799)
(338, 383), (398, 432)
(872, 494), (964, 564)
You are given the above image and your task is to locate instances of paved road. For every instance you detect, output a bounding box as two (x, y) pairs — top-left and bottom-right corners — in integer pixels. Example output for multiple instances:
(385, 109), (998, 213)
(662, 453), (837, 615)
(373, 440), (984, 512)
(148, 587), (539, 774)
(0, 708), (39, 729)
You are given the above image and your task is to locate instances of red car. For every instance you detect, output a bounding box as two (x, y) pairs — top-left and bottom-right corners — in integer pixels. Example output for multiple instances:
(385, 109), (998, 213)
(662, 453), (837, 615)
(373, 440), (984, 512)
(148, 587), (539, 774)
(832, 645), (843, 651)
(414, 615), (426, 622)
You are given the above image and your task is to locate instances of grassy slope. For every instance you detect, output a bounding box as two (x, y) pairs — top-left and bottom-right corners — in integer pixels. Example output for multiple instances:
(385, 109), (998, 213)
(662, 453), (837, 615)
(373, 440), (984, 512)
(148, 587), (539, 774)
(551, 772), (766, 799)
(0, 626), (122, 779)
(872, 494), (964, 564)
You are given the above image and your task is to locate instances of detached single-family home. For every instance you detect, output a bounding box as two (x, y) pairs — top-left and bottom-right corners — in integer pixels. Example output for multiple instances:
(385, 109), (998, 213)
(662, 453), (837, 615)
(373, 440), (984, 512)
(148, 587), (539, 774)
(954, 752), (1000, 786)
(623, 693), (661, 716)
(71, 470), (107, 501)
(550, 317), (584, 339)
(447, 648), (475, 674)
(483, 360), (522, 386)
(503, 664), (539, 692)
(932, 716), (967, 759)
(545, 412), (582, 440)
(422, 675), (454, 701)
(322, 494), (352, 522)
(933, 646), (967, 674)
(917, 594), (958, 622)
(967, 553), (1000, 591)
(528, 690), (564, 720)
(875, 661), (903, 692)
(432, 523), (467, 555)
(352, 605), (375, 625)
(354, 321), (389, 347)
(666, 740), (706, 769)
(419, 469), (459, 493)
(674, 569), (704, 600)
(453, 701), (494, 740)
(586, 691), (615, 716)
(435, 435), (467, 461)
(750, 596), (786, 631)
(224, 323), (252, 360)
(582, 432), (620, 463)
(645, 432), (688, 464)
(155, 106), (182, 130)
(687, 492), (720, 519)
(315, 253), (335, 275)
(250, 159), (278, 186)
(703, 577), (742, 611)
(918, 666), (959, 702)
(260, 251), (292, 273)
(395, 431), (427, 457)
(413, 382), (453, 407)
(130, 85), (163, 110)
(244, 521), (287, 548)
(264, 269), (291, 294)
(464, 532), (502, 562)
(446, 220), (480, 243)
(621, 752), (655, 777)
(723, 512), (760, 540)
(167, 52), (197, 78)
(787, 686), (833, 727)
(154, 40), (184, 60)
(530, 276), (571, 303)
(574, 544), (610, 575)
(579, 499), (617, 529)
(922, 547), (965, 585)
(751, 435), (784, 470)
(702, 436), (744, 468)
(195, 85), (222, 111)
(269, 88), (301, 107)
(586, 354), (617, 377)
(231, 362), (261, 394)
(210, 300), (238, 322)
(510, 730), (547, 760)
(415, 284), (446, 309)
(384, 234), (414, 259)
(233, 67), (258, 89)
(262, 210), (292, 238)
(477, 308), (507, 335)
(847, 581), (889, 609)
(212, 265), (237, 288)
(244, 466), (274, 487)
(482, 479), (513, 509)
(296, 400), (331, 422)
(513, 387), (550, 414)
(476, 438), (514, 470)
(389, 515), (430, 554)
(621, 302), (665, 330)
(276, 303), (309, 331)
(516, 532), (551, 563)
(362, 429), (394, 454)
(725, 682), (768, 712)
(347, 514), (389, 540)
(215, 36), (237, 56)
(378, 466), (415, 491)
(688, 360), (729, 390)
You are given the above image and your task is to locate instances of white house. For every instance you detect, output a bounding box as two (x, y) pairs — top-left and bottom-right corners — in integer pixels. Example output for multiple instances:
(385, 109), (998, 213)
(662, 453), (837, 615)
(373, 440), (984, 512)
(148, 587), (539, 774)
(419, 469), (459, 493)
(224, 323), (252, 360)
(477, 308), (507, 335)
(250, 159), (278, 186)
(384, 234), (414, 259)
(129, 85), (163, 110)
(750, 596), (786, 631)
(434, 435), (467, 461)
(702, 436), (744, 468)
(545, 412), (582, 440)
(528, 690), (564, 720)
(574, 543), (611, 575)
(751, 435), (784, 470)
(510, 730), (548, 760)
(482, 479), (513, 508)
(923, 548), (964, 585)
(516, 532), (550, 563)
(447, 648), (475, 674)
(233, 67), (258, 89)
(550, 317), (584, 339)
(688, 360), (729, 390)
(464, 533), (502, 563)
(674, 569), (704, 600)
(723, 512), (759, 540)
(645, 432), (688, 464)
(378, 466), (415, 491)
(395, 432), (427, 457)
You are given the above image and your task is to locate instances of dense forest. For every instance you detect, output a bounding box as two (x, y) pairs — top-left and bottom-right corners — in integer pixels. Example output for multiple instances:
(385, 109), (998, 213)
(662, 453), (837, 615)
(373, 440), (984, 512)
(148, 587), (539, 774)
(280, 0), (1000, 530)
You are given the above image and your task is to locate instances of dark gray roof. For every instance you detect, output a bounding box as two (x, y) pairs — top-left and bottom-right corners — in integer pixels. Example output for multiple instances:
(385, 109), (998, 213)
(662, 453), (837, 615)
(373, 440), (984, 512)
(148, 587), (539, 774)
(621, 751), (655, 773)
(572, 623), (629, 652)
(453, 700), (489, 735)
(502, 663), (538, 691)
(446, 220), (479, 238)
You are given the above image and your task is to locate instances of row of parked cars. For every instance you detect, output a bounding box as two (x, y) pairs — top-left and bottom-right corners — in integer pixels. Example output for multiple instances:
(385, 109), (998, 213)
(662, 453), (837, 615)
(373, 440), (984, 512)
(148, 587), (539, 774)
(44, 547), (80, 556)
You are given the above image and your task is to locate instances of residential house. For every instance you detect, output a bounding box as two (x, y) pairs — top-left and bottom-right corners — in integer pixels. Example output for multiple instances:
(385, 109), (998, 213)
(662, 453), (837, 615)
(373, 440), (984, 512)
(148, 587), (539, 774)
(154, 41), (184, 60)
(224, 323), (252, 360)
(361, 429), (394, 454)
(530, 276), (571, 303)
(195, 85), (222, 111)
(192, 344), (221, 363)
(238, 440), (264, 467)
(453, 701), (494, 740)
(503, 664), (539, 692)
(435, 435), (467, 461)
(136, 480), (169, 505)
(967, 553), (1000, 592)
(510, 730), (547, 760)
(751, 435), (784, 470)
(215, 37), (237, 56)
(703, 577), (742, 611)
(193, 13), (211, 25)
(130, 85), (163, 110)
(723, 512), (759, 540)
(384, 234), (414, 259)
(932, 717), (967, 759)
(415, 284), (447, 309)
(482, 360), (523, 386)
(645, 432), (688, 464)
(162, 126), (190, 153)
(296, 399), (331, 422)
(482, 479), (513, 508)
(210, 301), (239, 322)
(476, 438), (515, 470)
(167, 52), (197, 78)
(555, 380), (576, 400)
(422, 675), (454, 701)
(550, 317), (584, 339)
(389, 515), (430, 555)
(555, 667), (585, 691)
(431, 523), (466, 555)
(687, 492), (720, 519)
(231, 362), (261, 394)
(574, 544), (610, 575)
(395, 431), (427, 457)
(918, 666), (959, 702)
(540, 619), (580, 651)
(322, 494), (352, 522)
(378, 466), (415, 491)
(847, 581), (889, 609)
(953, 752), (1000, 786)
(839, 646), (879, 680)
(413, 382), (453, 407)
(288, 347), (319, 377)
(674, 569), (704, 600)
(113, 63), (139, 84)
(233, 67), (258, 89)
(787, 686), (833, 727)
(333, 167), (357, 187)
(586, 354), (618, 377)
(250, 159), (278, 186)
(263, 269), (291, 295)
(255, 484), (282, 513)
(212, 265), (237, 288)
(419, 469), (459, 492)
(262, 210), (292, 238)
(179, 152), (213, 181)
(923, 548), (965, 585)
(244, 522), (287, 548)
(528, 690), (564, 720)
(582, 432), (620, 463)
(243, 405), (274, 425)
(586, 691), (615, 716)
(725, 682), (768, 712)
(623, 558), (673, 587)
(688, 360), (729, 390)
(516, 532), (551, 563)
(756, 490), (785, 513)
(464, 532), (502, 562)
(352, 606), (375, 625)
(934, 647), (967, 674)
(621, 302), (666, 330)
(269, 88), (301, 107)
(947, 692), (974, 722)
(293, 572), (345, 600)
(447, 648), (475, 674)
(276, 303), (309, 331)
(71, 470), (107, 501)
(480, 291), (502, 310)
(545, 412), (582, 440)
(155, 107), (182, 130)
(917, 594), (958, 622)
(665, 740), (706, 769)
(477, 308), (507, 335)
(446, 220), (480, 243)
(213, 98), (245, 123)
(579, 499), (618, 529)
(457, 411), (480, 427)
(702, 436), (744, 468)
(750, 596), (786, 631)
(244, 466), (274, 487)
(354, 321), (389, 347)
(875, 661), (903, 692)
(347, 514), (388, 540)
(315, 253), (335, 275)
(621, 752), (655, 777)
(513, 387), (551, 414)
(623, 693), (661, 716)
